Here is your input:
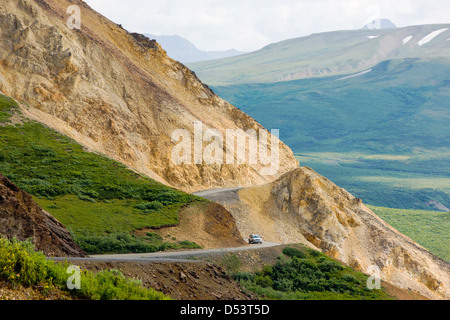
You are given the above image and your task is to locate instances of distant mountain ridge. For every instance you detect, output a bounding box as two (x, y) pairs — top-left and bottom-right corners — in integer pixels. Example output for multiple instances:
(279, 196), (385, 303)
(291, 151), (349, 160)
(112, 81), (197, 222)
(362, 18), (397, 30)
(189, 23), (450, 85)
(144, 34), (246, 63)
(189, 23), (450, 212)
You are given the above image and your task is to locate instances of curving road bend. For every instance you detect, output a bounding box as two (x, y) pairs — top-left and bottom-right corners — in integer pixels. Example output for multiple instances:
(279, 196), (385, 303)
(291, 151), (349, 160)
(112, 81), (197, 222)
(193, 187), (242, 197)
(52, 187), (280, 263)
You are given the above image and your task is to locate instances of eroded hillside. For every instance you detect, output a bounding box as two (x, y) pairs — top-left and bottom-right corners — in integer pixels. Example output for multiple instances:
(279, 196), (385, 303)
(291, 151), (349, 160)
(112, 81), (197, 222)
(203, 167), (450, 300)
(0, 0), (298, 192)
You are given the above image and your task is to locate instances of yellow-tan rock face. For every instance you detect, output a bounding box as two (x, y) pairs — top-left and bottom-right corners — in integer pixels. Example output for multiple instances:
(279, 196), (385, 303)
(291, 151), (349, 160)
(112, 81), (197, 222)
(0, 0), (298, 192)
(217, 167), (450, 300)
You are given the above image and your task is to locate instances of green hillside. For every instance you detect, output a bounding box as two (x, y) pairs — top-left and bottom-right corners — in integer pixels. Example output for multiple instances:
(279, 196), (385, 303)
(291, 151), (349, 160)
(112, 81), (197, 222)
(368, 206), (449, 262)
(189, 24), (450, 85)
(211, 57), (450, 211)
(0, 94), (204, 254)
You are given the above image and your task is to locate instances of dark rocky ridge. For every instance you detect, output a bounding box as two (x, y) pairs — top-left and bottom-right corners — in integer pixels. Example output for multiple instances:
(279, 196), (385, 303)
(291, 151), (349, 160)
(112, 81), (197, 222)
(0, 173), (85, 257)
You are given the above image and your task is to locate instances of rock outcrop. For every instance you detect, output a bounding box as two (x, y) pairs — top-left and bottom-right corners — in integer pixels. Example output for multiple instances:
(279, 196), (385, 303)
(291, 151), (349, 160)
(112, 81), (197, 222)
(206, 167), (450, 300)
(136, 201), (247, 249)
(0, 0), (298, 192)
(0, 173), (85, 257)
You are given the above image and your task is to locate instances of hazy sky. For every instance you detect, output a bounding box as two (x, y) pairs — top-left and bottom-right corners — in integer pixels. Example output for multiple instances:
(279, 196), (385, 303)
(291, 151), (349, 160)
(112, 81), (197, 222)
(84, 0), (450, 52)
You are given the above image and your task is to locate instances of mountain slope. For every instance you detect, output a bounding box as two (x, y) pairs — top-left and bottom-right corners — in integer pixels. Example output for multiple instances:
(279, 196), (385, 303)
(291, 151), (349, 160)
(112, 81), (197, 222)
(145, 34), (245, 63)
(202, 167), (450, 300)
(0, 93), (245, 253)
(189, 24), (450, 85)
(0, 0), (298, 193)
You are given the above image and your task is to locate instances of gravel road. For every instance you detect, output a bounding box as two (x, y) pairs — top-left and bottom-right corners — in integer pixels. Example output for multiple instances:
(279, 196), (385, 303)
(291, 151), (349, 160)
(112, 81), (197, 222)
(85, 240), (279, 262)
(53, 187), (279, 263)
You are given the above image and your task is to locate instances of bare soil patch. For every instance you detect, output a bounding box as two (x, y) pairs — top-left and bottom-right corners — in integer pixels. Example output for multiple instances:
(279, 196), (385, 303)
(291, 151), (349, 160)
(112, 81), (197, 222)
(73, 260), (254, 300)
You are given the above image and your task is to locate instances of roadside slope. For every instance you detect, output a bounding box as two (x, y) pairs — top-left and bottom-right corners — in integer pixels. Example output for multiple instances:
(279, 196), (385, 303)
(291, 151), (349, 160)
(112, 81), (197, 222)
(202, 167), (450, 300)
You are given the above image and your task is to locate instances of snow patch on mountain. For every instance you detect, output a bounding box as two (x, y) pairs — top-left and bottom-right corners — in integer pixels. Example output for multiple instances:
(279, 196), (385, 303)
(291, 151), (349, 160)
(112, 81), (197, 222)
(402, 35), (413, 45)
(418, 28), (449, 46)
(335, 69), (372, 81)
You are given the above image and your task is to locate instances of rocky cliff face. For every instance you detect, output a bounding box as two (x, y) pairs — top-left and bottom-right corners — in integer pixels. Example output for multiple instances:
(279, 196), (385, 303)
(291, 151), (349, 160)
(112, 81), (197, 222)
(0, 0), (298, 192)
(209, 167), (450, 300)
(0, 173), (85, 257)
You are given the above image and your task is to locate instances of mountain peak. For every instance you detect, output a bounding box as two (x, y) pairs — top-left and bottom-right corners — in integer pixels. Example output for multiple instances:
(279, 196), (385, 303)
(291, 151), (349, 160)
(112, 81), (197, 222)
(145, 34), (246, 63)
(362, 18), (397, 30)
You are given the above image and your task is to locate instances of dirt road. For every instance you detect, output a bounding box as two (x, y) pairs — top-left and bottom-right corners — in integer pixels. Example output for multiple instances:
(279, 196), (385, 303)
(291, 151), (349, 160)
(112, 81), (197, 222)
(52, 187), (278, 263)
(84, 240), (279, 262)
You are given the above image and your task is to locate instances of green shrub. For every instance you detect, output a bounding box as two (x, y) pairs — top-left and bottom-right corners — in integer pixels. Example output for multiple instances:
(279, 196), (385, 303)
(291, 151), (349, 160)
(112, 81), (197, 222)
(0, 237), (53, 286)
(262, 265), (273, 276)
(282, 247), (307, 259)
(342, 273), (361, 284)
(76, 269), (168, 300)
(145, 232), (163, 241)
(135, 201), (165, 213)
(318, 260), (344, 273)
(78, 194), (97, 203)
(307, 248), (322, 257)
(233, 248), (393, 300)
(73, 232), (161, 254)
(255, 275), (273, 288)
(274, 278), (293, 292)
(0, 95), (18, 123)
(177, 240), (201, 249)
(72, 231), (200, 255)
(233, 272), (255, 282)
(0, 237), (169, 300)
(220, 254), (241, 275)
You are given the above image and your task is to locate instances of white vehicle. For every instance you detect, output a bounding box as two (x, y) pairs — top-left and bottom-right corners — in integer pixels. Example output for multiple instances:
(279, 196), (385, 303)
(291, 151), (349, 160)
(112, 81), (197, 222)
(248, 234), (263, 244)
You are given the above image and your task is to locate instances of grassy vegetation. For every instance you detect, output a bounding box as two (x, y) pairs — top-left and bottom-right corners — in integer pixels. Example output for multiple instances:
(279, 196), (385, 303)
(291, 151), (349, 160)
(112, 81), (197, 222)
(369, 206), (450, 262)
(0, 95), (18, 123)
(233, 246), (393, 300)
(295, 152), (450, 211)
(0, 94), (206, 254)
(72, 231), (200, 255)
(0, 237), (170, 300)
